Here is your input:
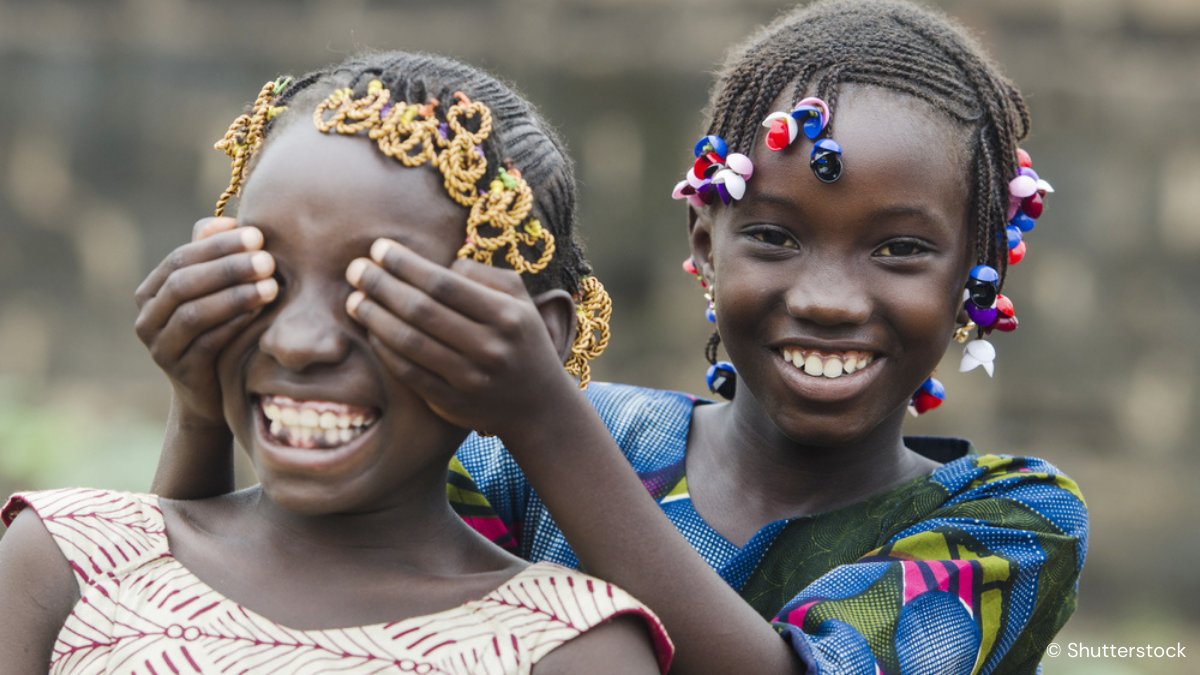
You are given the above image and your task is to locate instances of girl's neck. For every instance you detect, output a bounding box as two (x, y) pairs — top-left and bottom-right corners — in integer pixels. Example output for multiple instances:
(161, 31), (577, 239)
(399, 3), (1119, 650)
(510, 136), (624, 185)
(237, 483), (502, 575)
(161, 481), (525, 631)
(685, 396), (938, 545)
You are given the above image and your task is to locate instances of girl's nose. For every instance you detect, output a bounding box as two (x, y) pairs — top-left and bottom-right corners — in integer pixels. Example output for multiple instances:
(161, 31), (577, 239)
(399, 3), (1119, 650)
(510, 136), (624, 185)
(259, 289), (350, 372)
(783, 263), (872, 327)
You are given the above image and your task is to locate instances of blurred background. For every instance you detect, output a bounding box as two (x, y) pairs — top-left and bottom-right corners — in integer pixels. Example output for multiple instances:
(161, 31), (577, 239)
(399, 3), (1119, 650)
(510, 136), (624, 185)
(1, 0), (1196, 671)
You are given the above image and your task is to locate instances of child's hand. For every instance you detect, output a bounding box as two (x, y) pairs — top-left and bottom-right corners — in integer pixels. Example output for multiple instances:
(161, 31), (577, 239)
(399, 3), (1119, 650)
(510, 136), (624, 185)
(135, 217), (278, 425)
(345, 238), (577, 437)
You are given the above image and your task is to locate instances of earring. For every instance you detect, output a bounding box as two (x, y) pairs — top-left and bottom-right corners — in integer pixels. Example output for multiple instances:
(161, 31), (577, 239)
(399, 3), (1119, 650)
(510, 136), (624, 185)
(705, 333), (738, 400)
(908, 375), (945, 416)
(684, 258), (737, 399)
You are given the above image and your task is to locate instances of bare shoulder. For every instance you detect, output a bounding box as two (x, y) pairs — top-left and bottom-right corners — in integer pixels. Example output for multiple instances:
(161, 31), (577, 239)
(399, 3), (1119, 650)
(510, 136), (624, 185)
(0, 508), (80, 671)
(532, 614), (664, 675)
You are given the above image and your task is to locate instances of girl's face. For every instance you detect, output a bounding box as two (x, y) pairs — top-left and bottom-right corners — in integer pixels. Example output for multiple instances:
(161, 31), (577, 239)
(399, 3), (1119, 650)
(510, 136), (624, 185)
(691, 85), (974, 447)
(217, 120), (469, 515)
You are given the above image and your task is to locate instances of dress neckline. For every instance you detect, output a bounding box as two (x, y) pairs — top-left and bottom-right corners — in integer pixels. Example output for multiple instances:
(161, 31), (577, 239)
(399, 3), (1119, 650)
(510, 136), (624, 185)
(148, 493), (553, 634)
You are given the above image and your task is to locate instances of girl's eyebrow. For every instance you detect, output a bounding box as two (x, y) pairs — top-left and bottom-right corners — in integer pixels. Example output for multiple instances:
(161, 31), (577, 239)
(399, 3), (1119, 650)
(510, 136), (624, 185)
(739, 192), (799, 210)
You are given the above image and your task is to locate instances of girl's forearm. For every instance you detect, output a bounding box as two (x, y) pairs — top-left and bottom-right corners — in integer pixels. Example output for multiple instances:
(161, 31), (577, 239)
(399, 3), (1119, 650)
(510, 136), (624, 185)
(151, 395), (235, 498)
(502, 392), (804, 675)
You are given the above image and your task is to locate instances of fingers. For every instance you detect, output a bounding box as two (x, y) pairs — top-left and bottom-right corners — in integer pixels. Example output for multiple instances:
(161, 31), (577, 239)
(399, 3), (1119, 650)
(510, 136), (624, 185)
(144, 279), (278, 367)
(193, 217), (237, 242)
(136, 226), (267, 309)
(448, 256), (529, 299)
(136, 249), (276, 338)
(367, 239), (521, 324)
(348, 291), (486, 390)
(363, 333), (466, 420)
(346, 255), (485, 355)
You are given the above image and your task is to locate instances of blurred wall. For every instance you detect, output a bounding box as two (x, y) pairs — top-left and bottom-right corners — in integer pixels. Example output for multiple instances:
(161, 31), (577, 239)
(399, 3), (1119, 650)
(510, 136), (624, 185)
(1, 1), (1198, 671)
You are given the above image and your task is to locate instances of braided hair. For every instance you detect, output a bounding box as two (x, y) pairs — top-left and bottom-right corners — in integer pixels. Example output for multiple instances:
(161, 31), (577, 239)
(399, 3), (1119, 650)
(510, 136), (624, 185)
(708, 0), (1030, 286)
(247, 51), (590, 297)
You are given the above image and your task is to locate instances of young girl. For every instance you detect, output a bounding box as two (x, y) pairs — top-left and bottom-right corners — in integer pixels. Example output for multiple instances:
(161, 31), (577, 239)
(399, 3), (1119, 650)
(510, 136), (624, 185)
(149, 1), (1088, 672)
(0, 52), (674, 674)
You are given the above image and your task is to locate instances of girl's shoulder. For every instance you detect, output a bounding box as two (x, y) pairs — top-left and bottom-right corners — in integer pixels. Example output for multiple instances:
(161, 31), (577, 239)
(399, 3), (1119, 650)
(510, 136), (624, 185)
(3, 488), (168, 592)
(476, 562), (674, 672)
(931, 452), (1085, 503)
(924, 451), (1088, 545)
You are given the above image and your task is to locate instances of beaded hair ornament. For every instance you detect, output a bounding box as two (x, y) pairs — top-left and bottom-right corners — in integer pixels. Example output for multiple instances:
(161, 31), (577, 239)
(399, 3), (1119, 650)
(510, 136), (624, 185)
(213, 78), (612, 387)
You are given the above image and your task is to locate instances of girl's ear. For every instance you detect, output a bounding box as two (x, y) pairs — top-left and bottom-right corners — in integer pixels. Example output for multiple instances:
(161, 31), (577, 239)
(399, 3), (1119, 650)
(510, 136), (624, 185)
(687, 205), (716, 283)
(530, 289), (578, 362)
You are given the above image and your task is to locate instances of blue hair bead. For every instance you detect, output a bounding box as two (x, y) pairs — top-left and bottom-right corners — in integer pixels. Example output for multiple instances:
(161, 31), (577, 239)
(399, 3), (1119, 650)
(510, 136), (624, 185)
(1006, 225), (1023, 250)
(706, 361), (737, 400)
(1011, 211), (1037, 233)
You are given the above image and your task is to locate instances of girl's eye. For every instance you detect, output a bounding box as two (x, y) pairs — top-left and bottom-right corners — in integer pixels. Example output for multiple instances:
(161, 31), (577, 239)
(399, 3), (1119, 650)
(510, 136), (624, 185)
(749, 227), (799, 249)
(874, 240), (927, 257)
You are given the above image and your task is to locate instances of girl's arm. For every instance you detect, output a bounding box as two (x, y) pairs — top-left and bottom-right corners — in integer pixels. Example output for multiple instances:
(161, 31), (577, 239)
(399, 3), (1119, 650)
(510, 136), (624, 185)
(151, 395), (236, 497)
(137, 217), (273, 498)
(533, 615), (664, 675)
(0, 510), (79, 670)
(345, 240), (804, 674)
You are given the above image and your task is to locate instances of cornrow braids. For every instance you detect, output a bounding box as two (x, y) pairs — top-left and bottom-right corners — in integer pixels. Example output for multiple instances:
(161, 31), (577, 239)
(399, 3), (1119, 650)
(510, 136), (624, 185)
(705, 0), (1031, 289)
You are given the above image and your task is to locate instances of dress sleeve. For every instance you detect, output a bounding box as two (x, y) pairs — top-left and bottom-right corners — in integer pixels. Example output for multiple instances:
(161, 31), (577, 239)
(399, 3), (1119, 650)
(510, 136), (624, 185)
(450, 383), (698, 560)
(2, 488), (167, 594)
(771, 455), (1088, 674)
(481, 564), (675, 674)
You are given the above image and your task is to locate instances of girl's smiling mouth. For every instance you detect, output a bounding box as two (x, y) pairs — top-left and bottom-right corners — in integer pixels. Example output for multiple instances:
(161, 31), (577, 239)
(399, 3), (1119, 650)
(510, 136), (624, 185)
(258, 395), (379, 450)
(779, 348), (876, 379)
(770, 345), (887, 404)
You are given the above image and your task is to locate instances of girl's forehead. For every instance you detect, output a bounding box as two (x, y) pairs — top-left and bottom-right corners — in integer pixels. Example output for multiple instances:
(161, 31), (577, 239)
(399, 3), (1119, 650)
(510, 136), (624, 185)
(238, 122), (466, 262)
(747, 85), (972, 222)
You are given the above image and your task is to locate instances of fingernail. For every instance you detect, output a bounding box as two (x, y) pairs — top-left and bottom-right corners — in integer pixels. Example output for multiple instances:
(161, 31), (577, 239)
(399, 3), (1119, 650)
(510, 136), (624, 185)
(256, 278), (278, 301)
(346, 290), (365, 316)
(197, 217), (235, 240)
(346, 258), (369, 286)
(241, 227), (264, 250)
(250, 251), (274, 276)
(370, 238), (398, 263)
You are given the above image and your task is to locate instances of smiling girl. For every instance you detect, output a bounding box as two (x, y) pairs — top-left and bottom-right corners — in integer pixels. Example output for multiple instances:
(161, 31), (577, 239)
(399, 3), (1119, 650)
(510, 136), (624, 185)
(148, 1), (1086, 673)
(0, 53), (672, 674)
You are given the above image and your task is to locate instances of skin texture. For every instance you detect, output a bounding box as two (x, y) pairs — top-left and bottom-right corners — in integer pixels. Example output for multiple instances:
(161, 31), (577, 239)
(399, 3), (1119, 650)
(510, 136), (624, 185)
(0, 120), (659, 673)
(341, 85), (977, 673)
(140, 217), (274, 497)
(685, 85), (971, 544)
(146, 85), (981, 672)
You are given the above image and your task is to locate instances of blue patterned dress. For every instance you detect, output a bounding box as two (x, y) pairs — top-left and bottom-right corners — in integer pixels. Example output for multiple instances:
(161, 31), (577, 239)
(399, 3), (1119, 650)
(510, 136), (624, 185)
(448, 382), (1088, 674)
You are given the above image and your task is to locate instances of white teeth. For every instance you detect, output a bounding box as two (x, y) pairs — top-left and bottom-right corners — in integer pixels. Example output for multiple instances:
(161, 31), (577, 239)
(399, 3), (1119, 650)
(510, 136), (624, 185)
(259, 396), (376, 450)
(300, 409), (319, 427)
(780, 349), (875, 379)
(823, 358), (844, 378)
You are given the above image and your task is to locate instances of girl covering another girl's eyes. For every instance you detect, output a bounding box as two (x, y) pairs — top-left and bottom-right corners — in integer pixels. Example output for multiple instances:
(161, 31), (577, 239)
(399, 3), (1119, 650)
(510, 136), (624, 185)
(0, 52), (672, 675)
(147, 2), (1084, 673)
